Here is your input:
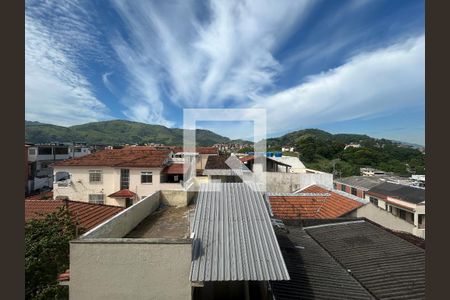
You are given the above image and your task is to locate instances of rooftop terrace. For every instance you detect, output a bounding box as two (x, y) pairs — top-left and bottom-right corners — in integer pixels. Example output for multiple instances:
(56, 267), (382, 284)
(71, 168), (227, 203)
(126, 204), (193, 239)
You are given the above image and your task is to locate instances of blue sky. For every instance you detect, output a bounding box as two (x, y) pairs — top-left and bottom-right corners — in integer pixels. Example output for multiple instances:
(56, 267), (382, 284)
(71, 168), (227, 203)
(25, 0), (425, 145)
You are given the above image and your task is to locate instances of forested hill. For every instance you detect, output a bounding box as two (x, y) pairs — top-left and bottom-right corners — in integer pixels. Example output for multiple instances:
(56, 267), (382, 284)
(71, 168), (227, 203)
(25, 120), (230, 146)
(267, 129), (425, 177)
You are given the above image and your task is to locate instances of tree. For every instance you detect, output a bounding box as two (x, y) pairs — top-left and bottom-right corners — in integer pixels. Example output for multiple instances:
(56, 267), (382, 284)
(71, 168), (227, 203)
(25, 206), (79, 300)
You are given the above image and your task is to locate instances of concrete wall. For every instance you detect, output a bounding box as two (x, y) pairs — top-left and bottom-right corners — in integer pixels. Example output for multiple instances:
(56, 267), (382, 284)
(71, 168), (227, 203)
(82, 192), (161, 239)
(266, 172), (333, 192)
(70, 240), (192, 300)
(160, 190), (196, 207)
(349, 203), (415, 234)
(53, 166), (183, 206)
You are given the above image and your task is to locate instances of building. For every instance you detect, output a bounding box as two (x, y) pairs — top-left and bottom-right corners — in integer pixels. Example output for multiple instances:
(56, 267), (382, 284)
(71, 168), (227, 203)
(269, 155), (306, 173)
(26, 144), (91, 193)
(269, 185), (365, 220)
(168, 146), (219, 171)
(344, 143), (361, 150)
(364, 182), (425, 238)
(334, 176), (385, 198)
(281, 146), (295, 152)
(66, 183), (289, 299)
(271, 220), (425, 299)
(360, 167), (386, 176)
(52, 148), (186, 207)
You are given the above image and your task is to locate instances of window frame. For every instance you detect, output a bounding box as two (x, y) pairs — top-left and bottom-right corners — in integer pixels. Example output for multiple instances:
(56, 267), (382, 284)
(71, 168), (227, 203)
(89, 194), (104, 204)
(341, 184), (347, 192)
(369, 196), (378, 206)
(141, 171), (153, 184)
(89, 170), (103, 184)
(351, 187), (358, 196)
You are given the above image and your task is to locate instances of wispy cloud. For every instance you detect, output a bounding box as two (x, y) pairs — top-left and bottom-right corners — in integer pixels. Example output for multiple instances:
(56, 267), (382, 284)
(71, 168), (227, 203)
(25, 0), (111, 126)
(250, 35), (424, 134)
(109, 0), (312, 110)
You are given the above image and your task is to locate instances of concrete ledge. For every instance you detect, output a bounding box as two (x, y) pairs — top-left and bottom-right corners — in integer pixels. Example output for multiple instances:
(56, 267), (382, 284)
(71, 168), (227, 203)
(72, 238), (192, 244)
(81, 191), (161, 239)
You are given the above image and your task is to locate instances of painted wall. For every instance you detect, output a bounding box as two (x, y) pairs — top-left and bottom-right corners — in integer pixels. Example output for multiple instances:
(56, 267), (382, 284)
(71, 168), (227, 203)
(349, 203), (415, 234)
(70, 240), (192, 300)
(53, 166), (183, 206)
(266, 172), (333, 192)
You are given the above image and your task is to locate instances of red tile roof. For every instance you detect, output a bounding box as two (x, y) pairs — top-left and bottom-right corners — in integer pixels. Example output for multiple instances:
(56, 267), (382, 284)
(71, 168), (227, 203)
(269, 185), (363, 220)
(162, 163), (185, 174)
(171, 146), (219, 155)
(57, 269), (70, 282)
(52, 148), (170, 168)
(25, 200), (124, 230)
(108, 189), (137, 198)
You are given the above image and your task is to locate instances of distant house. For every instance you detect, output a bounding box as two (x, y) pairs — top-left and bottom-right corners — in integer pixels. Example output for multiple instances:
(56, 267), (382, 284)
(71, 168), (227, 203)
(281, 146), (295, 152)
(334, 175), (384, 198)
(52, 148), (186, 207)
(270, 156), (306, 173)
(364, 182), (425, 238)
(344, 143), (361, 150)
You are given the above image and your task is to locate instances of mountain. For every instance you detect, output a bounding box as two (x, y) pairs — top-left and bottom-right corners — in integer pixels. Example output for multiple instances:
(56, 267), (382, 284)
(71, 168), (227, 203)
(267, 129), (373, 147)
(25, 120), (230, 146)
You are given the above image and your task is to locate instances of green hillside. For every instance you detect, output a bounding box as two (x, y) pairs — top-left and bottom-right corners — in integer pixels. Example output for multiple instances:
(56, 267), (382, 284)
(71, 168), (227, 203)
(267, 129), (425, 177)
(25, 120), (230, 146)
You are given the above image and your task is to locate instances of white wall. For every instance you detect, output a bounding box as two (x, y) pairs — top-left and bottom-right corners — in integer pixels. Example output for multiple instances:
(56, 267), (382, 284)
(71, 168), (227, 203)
(70, 241), (192, 300)
(53, 166), (183, 206)
(266, 172), (333, 193)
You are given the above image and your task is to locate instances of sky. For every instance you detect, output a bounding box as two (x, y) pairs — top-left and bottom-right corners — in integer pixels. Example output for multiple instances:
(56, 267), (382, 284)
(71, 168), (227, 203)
(25, 0), (425, 145)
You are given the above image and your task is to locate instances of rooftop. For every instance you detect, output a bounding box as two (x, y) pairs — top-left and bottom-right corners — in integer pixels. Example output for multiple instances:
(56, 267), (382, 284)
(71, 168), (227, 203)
(52, 148), (170, 168)
(305, 220), (425, 299)
(334, 176), (384, 190)
(269, 185), (364, 220)
(190, 182), (290, 282)
(271, 226), (374, 300)
(367, 182), (425, 204)
(25, 199), (124, 230)
(126, 205), (192, 239)
(161, 163), (185, 174)
(108, 189), (137, 198)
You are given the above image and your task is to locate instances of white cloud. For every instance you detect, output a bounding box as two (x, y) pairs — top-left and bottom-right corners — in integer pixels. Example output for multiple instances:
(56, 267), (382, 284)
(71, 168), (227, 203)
(251, 35), (425, 134)
(109, 0), (312, 109)
(25, 0), (111, 126)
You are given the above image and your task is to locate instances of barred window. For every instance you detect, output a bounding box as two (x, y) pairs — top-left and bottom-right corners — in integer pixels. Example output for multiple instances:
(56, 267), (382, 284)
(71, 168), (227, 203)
(89, 170), (102, 183)
(89, 194), (104, 204)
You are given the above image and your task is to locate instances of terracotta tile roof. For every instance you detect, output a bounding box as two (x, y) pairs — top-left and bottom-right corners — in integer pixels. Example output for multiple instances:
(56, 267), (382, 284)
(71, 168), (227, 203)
(108, 189), (137, 198)
(171, 146), (219, 155)
(25, 200), (124, 230)
(52, 148), (170, 168)
(269, 185), (363, 220)
(57, 269), (70, 282)
(162, 163), (185, 174)
(240, 155), (254, 162)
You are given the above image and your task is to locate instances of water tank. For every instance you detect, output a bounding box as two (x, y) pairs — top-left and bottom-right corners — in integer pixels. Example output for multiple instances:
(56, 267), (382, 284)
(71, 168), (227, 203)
(275, 151), (282, 157)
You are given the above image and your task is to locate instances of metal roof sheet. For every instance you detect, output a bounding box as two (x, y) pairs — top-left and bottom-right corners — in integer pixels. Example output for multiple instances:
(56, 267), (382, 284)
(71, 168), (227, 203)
(190, 182), (290, 282)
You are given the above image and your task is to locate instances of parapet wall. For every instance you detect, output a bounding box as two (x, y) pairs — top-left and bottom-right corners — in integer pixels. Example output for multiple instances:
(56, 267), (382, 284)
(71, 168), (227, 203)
(266, 172), (333, 193)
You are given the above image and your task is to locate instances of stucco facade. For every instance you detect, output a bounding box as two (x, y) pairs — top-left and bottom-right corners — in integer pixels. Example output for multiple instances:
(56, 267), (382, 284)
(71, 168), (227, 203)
(53, 166), (183, 206)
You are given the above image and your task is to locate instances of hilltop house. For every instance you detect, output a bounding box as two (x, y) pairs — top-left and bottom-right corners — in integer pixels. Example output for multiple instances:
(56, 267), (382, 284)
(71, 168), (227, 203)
(52, 148), (186, 207)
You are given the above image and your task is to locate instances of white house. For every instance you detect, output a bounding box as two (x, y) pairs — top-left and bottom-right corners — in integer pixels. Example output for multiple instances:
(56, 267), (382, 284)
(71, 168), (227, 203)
(365, 182), (425, 238)
(52, 148), (185, 207)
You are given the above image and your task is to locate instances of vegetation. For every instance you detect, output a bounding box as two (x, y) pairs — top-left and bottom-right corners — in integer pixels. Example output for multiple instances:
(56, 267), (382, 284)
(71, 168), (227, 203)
(25, 120), (230, 146)
(25, 207), (80, 300)
(268, 129), (425, 177)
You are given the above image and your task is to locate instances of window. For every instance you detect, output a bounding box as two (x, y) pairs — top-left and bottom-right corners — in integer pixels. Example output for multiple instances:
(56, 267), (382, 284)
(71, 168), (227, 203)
(74, 148), (82, 152)
(89, 194), (104, 204)
(341, 184), (347, 192)
(38, 147), (52, 155)
(120, 169), (130, 189)
(89, 170), (102, 183)
(399, 209), (406, 220)
(351, 187), (357, 196)
(28, 148), (36, 155)
(141, 171), (153, 184)
(333, 183), (337, 189)
(369, 197), (378, 206)
(54, 147), (69, 155)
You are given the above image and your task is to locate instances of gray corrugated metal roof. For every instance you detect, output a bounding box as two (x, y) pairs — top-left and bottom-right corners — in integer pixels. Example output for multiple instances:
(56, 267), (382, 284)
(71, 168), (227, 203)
(334, 176), (384, 190)
(306, 221), (425, 299)
(190, 182), (290, 282)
